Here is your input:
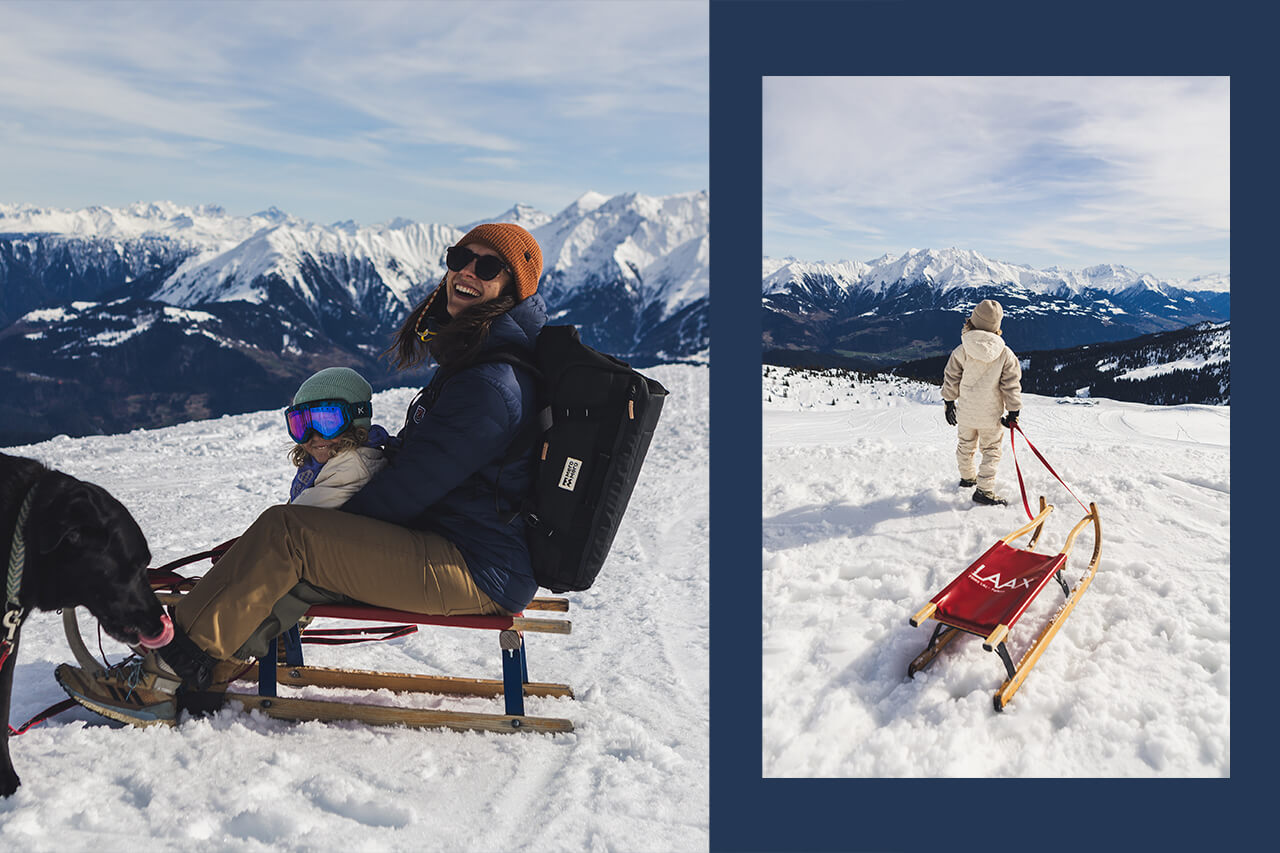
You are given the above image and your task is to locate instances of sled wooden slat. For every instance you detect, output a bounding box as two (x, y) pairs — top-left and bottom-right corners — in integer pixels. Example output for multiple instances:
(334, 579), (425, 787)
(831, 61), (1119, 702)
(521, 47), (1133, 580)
(154, 589), (569, 613)
(220, 692), (574, 734)
(909, 602), (937, 628)
(151, 593), (571, 634)
(232, 662), (573, 700)
(982, 624), (1010, 651)
(906, 625), (963, 677)
(526, 597), (570, 612)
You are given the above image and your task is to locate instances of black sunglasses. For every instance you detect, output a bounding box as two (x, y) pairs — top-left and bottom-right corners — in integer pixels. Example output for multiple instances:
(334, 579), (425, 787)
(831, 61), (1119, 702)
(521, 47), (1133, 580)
(445, 245), (511, 281)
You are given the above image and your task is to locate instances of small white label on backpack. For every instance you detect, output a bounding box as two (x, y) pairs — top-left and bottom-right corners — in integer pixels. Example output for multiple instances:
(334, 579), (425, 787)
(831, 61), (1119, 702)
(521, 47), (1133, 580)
(558, 457), (583, 491)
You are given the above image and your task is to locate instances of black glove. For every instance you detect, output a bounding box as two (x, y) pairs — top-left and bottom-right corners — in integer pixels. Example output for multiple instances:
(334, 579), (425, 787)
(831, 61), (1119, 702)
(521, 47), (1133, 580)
(944, 400), (957, 426)
(1001, 410), (1020, 428)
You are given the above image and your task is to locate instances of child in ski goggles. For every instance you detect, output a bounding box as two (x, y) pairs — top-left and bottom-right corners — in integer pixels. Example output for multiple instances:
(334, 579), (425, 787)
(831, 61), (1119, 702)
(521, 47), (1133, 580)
(285, 399), (372, 443)
(285, 367), (391, 508)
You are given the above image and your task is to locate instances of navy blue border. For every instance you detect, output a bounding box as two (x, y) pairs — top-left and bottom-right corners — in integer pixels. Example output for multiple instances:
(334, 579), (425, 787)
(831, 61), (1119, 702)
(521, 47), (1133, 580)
(711, 2), (1261, 850)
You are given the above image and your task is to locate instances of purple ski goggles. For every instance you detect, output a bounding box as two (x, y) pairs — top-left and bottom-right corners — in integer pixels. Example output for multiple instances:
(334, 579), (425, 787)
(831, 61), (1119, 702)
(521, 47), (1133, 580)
(285, 399), (371, 443)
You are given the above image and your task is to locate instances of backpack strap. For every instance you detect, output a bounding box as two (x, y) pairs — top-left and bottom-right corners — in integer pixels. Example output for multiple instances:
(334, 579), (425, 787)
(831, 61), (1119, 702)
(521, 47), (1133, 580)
(424, 345), (548, 520)
(478, 347), (549, 521)
(470, 345), (550, 467)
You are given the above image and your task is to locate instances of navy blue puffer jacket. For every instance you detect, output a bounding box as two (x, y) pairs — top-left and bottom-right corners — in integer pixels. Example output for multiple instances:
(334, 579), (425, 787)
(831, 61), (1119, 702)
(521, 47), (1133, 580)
(341, 293), (546, 612)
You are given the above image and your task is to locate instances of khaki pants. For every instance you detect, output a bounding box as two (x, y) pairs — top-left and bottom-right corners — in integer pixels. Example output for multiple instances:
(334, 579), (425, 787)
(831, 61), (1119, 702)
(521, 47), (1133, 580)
(956, 426), (1004, 491)
(174, 504), (507, 661)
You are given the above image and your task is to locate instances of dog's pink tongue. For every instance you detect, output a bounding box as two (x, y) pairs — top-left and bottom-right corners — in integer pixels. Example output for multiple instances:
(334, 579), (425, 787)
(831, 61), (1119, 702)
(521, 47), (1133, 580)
(138, 613), (174, 649)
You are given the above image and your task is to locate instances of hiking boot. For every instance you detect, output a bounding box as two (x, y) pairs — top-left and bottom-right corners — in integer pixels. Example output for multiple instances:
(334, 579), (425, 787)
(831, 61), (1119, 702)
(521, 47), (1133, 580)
(972, 488), (1008, 506)
(958, 478), (977, 487)
(55, 653), (183, 727)
(208, 659), (255, 690)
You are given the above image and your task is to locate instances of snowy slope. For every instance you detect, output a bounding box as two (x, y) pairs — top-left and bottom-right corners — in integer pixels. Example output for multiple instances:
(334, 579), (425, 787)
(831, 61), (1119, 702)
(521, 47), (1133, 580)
(0, 365), (708, 851)
(762, 366), (1228, 777)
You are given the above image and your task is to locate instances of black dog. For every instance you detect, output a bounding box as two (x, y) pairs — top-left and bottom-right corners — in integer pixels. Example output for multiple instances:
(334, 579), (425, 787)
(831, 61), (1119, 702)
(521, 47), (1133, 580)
(1, 452), (165, 797)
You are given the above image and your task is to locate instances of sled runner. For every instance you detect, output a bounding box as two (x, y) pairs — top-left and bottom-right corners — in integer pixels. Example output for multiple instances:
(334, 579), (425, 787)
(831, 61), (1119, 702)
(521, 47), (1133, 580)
(62, 555), (575, 734)
(907, 496), (1101, 710)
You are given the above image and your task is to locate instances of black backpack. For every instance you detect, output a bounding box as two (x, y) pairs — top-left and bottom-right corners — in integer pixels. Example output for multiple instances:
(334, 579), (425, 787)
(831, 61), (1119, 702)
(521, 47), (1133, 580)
(436, 325), (669, 593)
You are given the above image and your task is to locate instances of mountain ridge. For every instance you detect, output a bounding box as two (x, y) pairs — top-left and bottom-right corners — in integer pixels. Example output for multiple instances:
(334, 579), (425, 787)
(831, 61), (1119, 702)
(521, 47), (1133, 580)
(0, 191), (708, 444)
(761, 247), (1229, 366)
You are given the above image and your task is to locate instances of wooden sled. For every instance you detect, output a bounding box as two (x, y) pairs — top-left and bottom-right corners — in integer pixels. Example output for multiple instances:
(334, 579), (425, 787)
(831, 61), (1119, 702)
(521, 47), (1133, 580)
(63, 567), (575, 734)
(907, 497), (1101, 710)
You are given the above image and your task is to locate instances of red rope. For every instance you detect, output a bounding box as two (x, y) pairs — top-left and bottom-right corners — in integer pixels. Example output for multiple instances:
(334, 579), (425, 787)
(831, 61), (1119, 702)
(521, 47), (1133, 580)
(8, 700), (78, 736)
(1009, 422), (1090, 520)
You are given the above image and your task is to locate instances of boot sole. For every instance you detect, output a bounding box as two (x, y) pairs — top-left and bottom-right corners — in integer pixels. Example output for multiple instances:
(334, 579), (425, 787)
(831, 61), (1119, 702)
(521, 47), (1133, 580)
(55, 667), (178, 728)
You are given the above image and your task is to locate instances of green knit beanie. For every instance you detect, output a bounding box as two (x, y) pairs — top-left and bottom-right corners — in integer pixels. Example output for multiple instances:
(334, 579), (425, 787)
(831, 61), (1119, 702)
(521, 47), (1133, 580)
(293, 367), (373, 427)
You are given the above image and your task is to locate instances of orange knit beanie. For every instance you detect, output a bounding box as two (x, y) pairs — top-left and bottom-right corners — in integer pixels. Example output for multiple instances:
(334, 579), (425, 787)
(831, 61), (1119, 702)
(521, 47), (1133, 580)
(456, 223), (543, 301)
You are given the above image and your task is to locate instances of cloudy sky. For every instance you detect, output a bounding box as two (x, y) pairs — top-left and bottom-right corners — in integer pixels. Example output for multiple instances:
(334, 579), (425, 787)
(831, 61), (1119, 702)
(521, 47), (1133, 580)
(763, 77), (1230, 282)
(0, 0), (707, 226)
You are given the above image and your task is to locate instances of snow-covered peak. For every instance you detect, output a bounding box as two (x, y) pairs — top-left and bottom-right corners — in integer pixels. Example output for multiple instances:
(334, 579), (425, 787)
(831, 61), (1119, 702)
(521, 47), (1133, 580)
(0, 201), (300, 244)
(562, 190), (612, 217)
(763, 247), (1230, 296)
(459, 203), (553, 232)
(762, 258), (870, 296)
(865, 247), (1050, 293)
(153, 218), (461, 307)
(534, 190), (708, 311)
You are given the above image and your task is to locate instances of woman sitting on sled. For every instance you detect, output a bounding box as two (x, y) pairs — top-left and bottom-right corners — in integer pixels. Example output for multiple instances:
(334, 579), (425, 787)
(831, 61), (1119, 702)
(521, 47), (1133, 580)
(57, 223), (548, 726)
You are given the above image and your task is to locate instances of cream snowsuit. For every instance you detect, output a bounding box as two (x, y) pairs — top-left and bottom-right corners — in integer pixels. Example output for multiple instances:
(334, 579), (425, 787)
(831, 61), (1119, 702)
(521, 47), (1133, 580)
(941, 330), (1023, 492)
(290, 446), (387, 509)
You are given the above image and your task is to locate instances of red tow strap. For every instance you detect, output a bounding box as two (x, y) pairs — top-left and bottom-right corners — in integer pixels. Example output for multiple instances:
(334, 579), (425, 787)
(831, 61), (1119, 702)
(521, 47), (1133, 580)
(8, 699), (78, 736)
(1009, 422), (1089, 520)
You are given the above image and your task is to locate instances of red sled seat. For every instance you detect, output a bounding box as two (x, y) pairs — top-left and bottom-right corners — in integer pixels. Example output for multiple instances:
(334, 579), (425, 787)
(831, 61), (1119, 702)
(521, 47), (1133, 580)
(908, 497), (1101, 710)
(926, 542), (1068, 640)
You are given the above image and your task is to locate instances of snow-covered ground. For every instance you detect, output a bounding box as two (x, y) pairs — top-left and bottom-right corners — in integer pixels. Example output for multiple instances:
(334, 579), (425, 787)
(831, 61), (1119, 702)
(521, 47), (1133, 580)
(1, 365), (708, 851)
(762, 365), (1229, 777)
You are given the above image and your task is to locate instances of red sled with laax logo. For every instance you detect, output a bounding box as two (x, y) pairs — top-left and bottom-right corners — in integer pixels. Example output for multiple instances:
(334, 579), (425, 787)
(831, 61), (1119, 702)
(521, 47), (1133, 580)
(907, 496), (1101, 710)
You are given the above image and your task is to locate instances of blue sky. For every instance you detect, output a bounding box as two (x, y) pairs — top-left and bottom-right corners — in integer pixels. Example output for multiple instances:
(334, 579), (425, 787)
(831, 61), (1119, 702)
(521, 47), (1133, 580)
(0, 0), (707, 227)
(763, 77), (1230, 282)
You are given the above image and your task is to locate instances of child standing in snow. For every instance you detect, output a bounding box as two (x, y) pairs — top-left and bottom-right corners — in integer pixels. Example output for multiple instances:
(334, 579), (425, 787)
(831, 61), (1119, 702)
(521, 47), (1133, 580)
(286, 367), (391, 508)
(941, 299), (1023, 506)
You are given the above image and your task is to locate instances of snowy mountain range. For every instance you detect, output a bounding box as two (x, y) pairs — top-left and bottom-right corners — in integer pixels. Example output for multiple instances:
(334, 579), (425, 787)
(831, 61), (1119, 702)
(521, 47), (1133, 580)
(762, 248), (1230, 366)
(0, 191), (708, 443)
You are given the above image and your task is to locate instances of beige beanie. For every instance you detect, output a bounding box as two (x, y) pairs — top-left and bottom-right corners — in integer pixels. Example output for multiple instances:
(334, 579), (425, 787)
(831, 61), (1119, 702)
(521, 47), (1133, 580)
(968, 299), (1003, 333)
